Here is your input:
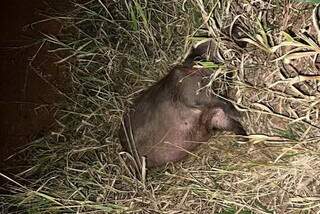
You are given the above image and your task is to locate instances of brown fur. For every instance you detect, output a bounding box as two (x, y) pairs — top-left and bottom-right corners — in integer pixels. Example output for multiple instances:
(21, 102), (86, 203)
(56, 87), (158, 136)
(119, 66), (247, 168)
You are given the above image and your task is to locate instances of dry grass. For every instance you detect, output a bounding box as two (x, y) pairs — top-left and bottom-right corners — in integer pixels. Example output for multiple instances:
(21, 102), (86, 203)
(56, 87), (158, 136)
(1, 0), (320, 213)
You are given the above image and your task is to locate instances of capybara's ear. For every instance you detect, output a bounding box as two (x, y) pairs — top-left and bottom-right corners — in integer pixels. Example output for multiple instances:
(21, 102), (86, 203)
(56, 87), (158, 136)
(183, 39), (212, 66)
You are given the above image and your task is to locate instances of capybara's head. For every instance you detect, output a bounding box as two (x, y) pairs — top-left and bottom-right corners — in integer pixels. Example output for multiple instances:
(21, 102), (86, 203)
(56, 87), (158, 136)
(172, 68), (226, 108)
(170, 67), (246, 136)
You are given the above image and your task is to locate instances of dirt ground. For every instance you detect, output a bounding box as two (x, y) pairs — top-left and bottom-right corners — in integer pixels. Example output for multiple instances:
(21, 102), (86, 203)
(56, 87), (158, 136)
(0, 0), (70, 173)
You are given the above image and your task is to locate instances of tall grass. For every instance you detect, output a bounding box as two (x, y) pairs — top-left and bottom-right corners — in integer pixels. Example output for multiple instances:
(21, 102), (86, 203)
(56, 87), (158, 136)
(1, 0), (320, 213)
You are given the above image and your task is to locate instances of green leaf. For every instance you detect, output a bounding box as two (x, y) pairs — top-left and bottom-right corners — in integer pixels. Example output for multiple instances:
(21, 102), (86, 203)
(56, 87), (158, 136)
(196, 61), (220, 69)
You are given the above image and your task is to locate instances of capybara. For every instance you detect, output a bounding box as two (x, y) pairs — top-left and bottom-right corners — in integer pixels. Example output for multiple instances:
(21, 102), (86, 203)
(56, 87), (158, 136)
(119, 40), (247, 168)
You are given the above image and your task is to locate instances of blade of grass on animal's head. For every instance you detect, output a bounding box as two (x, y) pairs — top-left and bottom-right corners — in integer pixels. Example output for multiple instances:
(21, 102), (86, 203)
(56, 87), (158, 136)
(193, 61), (220, 69)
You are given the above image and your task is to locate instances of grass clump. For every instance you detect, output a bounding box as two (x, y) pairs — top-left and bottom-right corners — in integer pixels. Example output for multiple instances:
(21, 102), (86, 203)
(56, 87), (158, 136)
(1, 0), (320, 213)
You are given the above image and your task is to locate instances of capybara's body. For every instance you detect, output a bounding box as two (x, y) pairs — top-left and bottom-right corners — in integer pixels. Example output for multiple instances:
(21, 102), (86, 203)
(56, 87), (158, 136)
(119, 65), (246, 168)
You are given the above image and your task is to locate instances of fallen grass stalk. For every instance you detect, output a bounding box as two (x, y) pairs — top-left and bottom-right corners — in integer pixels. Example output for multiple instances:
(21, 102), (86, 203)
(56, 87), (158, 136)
(1, 0), (320, 213)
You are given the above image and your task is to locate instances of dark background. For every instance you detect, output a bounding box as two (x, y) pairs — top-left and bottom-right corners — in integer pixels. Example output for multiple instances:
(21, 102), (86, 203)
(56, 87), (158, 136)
(0, 0), (70, 172)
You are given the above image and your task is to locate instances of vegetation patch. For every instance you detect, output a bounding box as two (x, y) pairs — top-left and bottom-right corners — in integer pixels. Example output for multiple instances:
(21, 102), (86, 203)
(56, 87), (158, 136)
(1, 0), (320, 213)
